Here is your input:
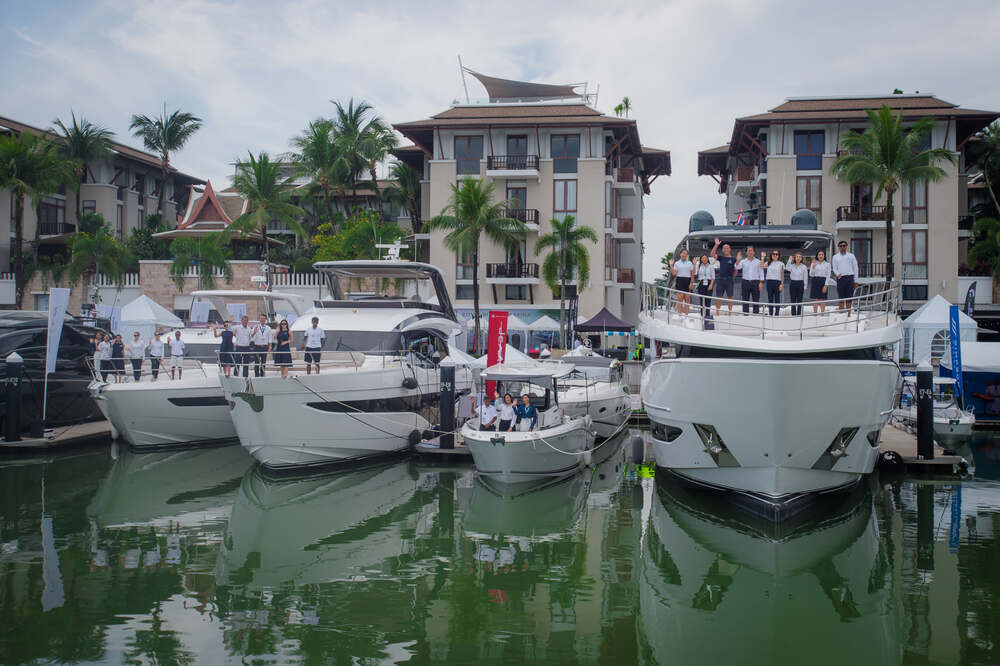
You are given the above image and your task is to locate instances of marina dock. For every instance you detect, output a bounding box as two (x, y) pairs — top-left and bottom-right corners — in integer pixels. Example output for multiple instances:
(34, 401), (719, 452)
(878, 424), (969, 475)
(1, 420), (111, 451)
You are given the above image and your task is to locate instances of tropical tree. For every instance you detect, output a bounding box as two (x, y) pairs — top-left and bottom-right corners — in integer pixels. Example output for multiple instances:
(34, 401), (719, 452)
(967, 217), (1000, 282)
(967, 121), (1000, 216)
(331, 98), (384, 204)
(312, 209), (409, 262)
(226, 151), (305, 288)
(426, 179), (526, 352)
(360, 120), (398, 214)
(50, 111), (115, 219)
(383, 162), (423, 232)
(292, 118), (346, 225)
(536, 215), (599, 345)
(129, 105), (203, 216)
(168, 235), (233, 290)
(0, 132), (76, 304)
(831, 105), (955, 282)
(613, 103), (623, 118)
(66, 226), (135, 289)
(620, 96), (632, 118)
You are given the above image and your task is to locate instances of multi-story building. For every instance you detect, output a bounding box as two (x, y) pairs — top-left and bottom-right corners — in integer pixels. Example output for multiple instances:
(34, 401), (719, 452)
(697, 94), (999, 310)
(393, 72), (669, 327)
(0, 112), (203, 269)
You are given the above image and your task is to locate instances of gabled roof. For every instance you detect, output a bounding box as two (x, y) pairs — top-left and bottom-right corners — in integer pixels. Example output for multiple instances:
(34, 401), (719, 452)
(153, 180), (277, 243)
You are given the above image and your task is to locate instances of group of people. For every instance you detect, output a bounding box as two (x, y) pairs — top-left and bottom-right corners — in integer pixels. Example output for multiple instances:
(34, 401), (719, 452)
(476, 392), (539, 432)
(91, 330), (185, 382)
(212, 314), (327, 379)
(668, 238), (861, 317)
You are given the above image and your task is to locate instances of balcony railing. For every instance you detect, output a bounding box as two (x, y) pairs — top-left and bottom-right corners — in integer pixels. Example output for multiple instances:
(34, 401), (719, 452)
(487, 155), (539, 170)
(734, 165), (755, 182)
(836, 205), (888, 222)
(616, 217), (634, 234)
(959, 215), (975, 231)
(616, 167), (635, 183)
(507, 208), (539, 225)
(39, 222), (76, 236)
(486, 262), (540, 279)
(456, 264), (475, 280)
(858, 262), (888, 278)
(618, 267), (635, 284)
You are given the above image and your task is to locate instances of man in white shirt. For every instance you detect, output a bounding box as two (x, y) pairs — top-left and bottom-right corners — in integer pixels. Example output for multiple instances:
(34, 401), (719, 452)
(126, 331), (147, 382)
(478, 396), (499, 431)
(301, 316), (326, 375)
(735, 247), (763, 314)
(251, 314), (273, 377)
(168, 330), (186, 380)
(148, 332), (164, 381)
(232, 315), (253, 378)
(831, 241), (860, 311)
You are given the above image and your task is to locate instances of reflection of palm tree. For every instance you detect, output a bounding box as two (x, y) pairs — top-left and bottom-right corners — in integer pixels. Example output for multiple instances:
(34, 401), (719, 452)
(125, 599), (195, 665)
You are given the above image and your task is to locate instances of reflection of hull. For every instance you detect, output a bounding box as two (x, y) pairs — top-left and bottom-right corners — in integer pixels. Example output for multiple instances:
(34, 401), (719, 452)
(639, 479), (900, 665)
(561, 381), (631, 438)
(87, 444), (252, 528)
(463, 417), (595, 483)
(462, 475), (590, 541)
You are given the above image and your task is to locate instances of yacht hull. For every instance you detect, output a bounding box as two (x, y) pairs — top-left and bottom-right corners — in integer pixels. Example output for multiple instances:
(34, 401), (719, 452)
(561, 381), (631, 439)
(642, 358), (896, 499)
(463, 419), (595, 483)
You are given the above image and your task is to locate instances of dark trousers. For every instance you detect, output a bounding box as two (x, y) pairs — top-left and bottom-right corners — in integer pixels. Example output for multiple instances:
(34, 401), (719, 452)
(836, 275), (855, 303)
(696, 283), (712, 311)
(252, 343), (267, 377)
(789, 281), (805, 316)
(235, 345), (252, 377)
(765, 279), (782, 315)
(130, 358), (143, 381)
(741, 280), (760, 313)
(150, 357), (161, 379)
(100, 360), (110, 381)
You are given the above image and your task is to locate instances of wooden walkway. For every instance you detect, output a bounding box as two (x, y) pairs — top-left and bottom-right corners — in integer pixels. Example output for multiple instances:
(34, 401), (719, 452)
(0, 420), (111, 451)
(878, 424), (968, 474)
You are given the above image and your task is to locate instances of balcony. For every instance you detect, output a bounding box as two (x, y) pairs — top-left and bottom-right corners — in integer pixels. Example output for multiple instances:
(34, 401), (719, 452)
(487, 154), (540, 180)
(614, 167), (638, 196)
(39, 222), (76, 237)
(507, 207), (540, 230)
(733, 165), (755, 195)
(485, 262), (540, 284)
(613, 217), (636, 243)
(835, 204), (887, 230)
(959, 215), (975, 235)
(857, 262), (888, 282)
(617, 267), (636, 287)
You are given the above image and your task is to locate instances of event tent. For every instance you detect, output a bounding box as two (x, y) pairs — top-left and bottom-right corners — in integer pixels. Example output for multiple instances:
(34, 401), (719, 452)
(900, 295), (977, 363)
(119, 295), (184, 341)
(940, 341), (1000, 422)
(576, 307), (633, 333)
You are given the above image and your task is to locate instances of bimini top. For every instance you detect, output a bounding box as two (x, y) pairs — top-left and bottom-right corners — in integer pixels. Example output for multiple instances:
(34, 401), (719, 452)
(191, 290), (310, 316)
(481, 363), (574, 384)
(312, 260), (456, 321)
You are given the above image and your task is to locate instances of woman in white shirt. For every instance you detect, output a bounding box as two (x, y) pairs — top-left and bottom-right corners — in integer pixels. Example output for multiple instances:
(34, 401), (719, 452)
(787, 251), (808, 316)
(96, 334), (111, 381)
(126, 331), (147, 382)
(149, 332), (164, 381)
(670, 249), (695, 316)
(809, 249), (832, 313)
(762, 250), (785, 316)
(694, 253), (715, 314)
(498, 393), (517, 432)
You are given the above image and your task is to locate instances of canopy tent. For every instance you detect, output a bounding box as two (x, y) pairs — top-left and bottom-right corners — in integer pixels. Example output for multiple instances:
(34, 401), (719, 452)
(900, 295), (977, 363)
(941, 341), (1000, 373)
(576, 307), (633, 333)
(119, 295), (184, 341)
(940, 341), (1000, 422)
(441, 344), (536, 368)
(528, 315), (561, 331)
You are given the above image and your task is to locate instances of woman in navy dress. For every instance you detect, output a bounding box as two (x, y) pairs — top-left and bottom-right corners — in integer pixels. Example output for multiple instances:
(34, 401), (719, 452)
(111, 334), (126, 383)
(274, 319), (293, 378)
(214, 321), (236, 376)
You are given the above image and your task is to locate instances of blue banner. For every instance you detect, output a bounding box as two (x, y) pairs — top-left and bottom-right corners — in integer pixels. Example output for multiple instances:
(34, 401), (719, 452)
(949, 305), (964, 407)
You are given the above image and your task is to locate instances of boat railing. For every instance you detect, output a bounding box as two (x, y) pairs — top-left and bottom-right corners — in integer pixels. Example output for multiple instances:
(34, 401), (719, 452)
(211, 348), (446, 373)
(88, 357), (213, 383)
(641, 280), (901, 339)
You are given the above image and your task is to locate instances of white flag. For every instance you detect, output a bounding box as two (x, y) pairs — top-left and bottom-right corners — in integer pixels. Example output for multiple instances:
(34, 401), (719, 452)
(45, 288), (71, 375)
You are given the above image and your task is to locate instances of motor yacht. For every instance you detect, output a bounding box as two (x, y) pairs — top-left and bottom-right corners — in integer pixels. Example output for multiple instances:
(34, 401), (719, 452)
(89, 289), (308, 449)
(556, 348), (632, 438)
(892, 375), (976, 447)
(462, 364), (595, 483)
(639, 219), (900, 516)
(221, 261), (473, 472)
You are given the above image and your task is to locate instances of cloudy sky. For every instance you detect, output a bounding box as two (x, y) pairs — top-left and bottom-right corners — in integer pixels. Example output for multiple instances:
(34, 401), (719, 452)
(4, 0), (999, 278)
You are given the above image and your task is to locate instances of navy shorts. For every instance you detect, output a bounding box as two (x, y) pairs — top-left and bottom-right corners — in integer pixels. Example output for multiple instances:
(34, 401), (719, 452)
(304, 348), (322, 364)
(676, 277), (692, 292)
(715, 277), (734, 298)
(836, 275), (855, 300)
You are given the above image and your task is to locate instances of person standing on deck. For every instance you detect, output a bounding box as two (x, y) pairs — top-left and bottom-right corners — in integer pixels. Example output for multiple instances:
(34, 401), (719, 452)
(96, 333), (111, 381)
(213, 321), (235, 377)
(301, 316), (326, 375)
(499, 393), (517, 432)
(251, 314), (273, 377)
(111, 335), (125, 383)
(832, 241), (859, 312)
(736, 247), (763, 314)
(516, 393), (539, 431)
(762, 250), (785, 316)
(149, 332), (164, 380)
(478, 395), (498, 431)
(126, 331), (146, 381)
(809, 250), (832, 313)
(168, 330), (186, 380)
(710, 238), (737, 315)
(274, 320), (293, 379)
(670, 249), (695, 315)
(695, 253), (715, 314)
(787, 252), (808, 316)
(232, 315), (253, 378)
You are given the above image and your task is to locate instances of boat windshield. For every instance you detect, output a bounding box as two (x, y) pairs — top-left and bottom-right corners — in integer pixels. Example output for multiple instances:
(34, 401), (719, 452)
(683, 231), (832, 258)
(315, 263), (456, 319)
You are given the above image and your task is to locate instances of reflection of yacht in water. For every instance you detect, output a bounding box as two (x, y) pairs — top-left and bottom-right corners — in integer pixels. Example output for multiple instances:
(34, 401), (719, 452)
(639, 479), (900, 665)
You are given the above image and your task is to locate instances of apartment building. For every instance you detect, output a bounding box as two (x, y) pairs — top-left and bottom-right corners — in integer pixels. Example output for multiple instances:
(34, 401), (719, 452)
(0, 113), (203, 268)
(697, 95), (999, 309)
(393, 72), (669, 326)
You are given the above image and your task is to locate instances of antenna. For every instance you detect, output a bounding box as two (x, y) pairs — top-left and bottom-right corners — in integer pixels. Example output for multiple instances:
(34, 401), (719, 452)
(593, 84), (600, 108)
(458, 55), (470, 104)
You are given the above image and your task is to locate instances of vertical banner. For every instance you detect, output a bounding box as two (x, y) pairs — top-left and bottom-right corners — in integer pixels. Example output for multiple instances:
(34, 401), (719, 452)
(567, 295), (579, 348)
(964, 282), (977, 318)
(949, 305), (964, 407)
(44, 288), (71, 376)
(486, 311), (509, 397)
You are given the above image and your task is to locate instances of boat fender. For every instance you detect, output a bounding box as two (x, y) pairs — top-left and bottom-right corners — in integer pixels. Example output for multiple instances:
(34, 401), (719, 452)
(110, 423), (120, 440)
(631, 435), (645, 465)
(423, 428), (436, 441)
(408, 429), (421, 448)
(402, 377), (419, 390)
(877, 450), (905, 474)
(583, 449), (592, 466)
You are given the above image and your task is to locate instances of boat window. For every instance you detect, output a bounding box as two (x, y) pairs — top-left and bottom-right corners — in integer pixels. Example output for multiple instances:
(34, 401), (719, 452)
(325, 331), (403, 353)
(403, 332), (448, 366)
(0, 330), (43, 358)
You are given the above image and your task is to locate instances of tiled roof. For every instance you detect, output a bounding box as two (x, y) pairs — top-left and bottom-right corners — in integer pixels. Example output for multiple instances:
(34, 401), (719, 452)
(395, 104), (628, 128)
(770, 95), (957, 113)
(699, 144), (730, 155)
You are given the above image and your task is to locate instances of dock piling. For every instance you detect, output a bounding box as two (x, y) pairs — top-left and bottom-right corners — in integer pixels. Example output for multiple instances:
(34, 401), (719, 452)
(916, 361), (934, 460)
(4, 352), (23, 442)
(439, 363), (455, 450)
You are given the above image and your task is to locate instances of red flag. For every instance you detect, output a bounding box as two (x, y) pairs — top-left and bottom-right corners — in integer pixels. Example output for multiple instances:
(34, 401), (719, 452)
(486, 311), (508, 397)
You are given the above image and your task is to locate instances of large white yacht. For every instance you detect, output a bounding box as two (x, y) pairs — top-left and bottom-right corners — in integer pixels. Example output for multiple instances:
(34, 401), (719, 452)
(639, 216), (900, 516)
(89, 290), (308, 449)
(221, 261), (472, 472)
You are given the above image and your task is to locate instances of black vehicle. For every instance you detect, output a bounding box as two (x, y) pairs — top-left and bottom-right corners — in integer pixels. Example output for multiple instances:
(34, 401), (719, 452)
(0, 311), (109, 433)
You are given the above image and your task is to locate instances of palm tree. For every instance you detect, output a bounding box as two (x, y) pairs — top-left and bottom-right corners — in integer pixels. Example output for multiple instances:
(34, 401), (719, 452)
(50, 111), (115, 220)
(831, 106), (955, 282)
(129, 105), (203, 217)
(292, 118), (343, 224)
(226, 152), (305, 289)
(0, 132), (76, 305)
(968, 121), (1000, 215)
(620, 96), (632, 118)
(331, 98), (383, 206)
(66, 226), (134, 289)
(383, 162), (422, 232)
(168, 235), (233, 291)
(361, 120), (398, 214)
(967, 217), (1000, 282)
(536, 215), (598, 345)
(613, 103), (623, 118)
(426, 179), (526, 352)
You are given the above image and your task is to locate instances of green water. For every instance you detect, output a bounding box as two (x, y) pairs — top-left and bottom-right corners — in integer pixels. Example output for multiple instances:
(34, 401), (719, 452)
(1, 433), (1000, 665)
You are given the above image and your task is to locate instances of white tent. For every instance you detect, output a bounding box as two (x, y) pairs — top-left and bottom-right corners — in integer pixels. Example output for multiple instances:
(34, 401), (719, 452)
(900, 295), (977, 363)
(528, 315), (561, 331)
(940, 341), (1000, 373)
(119, 295), (184, 341)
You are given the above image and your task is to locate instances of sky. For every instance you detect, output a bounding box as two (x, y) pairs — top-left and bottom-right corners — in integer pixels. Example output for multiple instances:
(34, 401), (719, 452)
(3, 0), (1000, 280)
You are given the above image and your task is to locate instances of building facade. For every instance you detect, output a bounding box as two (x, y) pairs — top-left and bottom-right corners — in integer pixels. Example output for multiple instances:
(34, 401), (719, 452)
(697, 95), (999, 309)
(393, 73), (669, 327)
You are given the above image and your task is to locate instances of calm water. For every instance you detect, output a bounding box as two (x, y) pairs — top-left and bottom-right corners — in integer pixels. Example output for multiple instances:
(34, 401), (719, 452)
(2, 433), (1000, 665)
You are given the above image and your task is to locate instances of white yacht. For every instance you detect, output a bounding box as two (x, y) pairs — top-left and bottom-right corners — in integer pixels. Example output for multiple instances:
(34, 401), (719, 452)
(89, 289), (308, 449)
(639, 219), (900, 516)
(221, 261), (472, 472)
(556, 348), (632, 438)
(462, 364), (595, 483)
(893, 375), (976, 446)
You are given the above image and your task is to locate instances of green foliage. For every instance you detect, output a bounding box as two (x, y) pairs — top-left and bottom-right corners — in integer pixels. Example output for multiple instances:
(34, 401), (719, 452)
(168, 235), (233, 290)
(383, 162), (422, 231)
(79, 212), (108, 235)
(312, 209), (409, 262)
(50, 111), (114, 194)
(269, 242), (316, 273)
(126, 218), (171, 261)
(67, 227), (134, 285)
(129, 105), (202, 215)
(967, 217), (1000, 282)
(967, 121), (1000, 216)
(656, 251), (675, 286)
(536, 215), (599, 342)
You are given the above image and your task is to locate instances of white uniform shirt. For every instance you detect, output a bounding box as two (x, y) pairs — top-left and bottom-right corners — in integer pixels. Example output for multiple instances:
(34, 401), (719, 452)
(499, 403), (516, 422)
(168, 338), (185, 357)
(788, 263), (809, 282)
(696, 264), (715, 283)
(303, 326), (325, 349)
(737, 258), (764, 281)
(252, 323), (273, 346)
(149, 339), (164, 358)
(232, 324), (252, 347)
(831, 251), (859, 277)
(97, 340), (110, 360)
(673, 259), (694, 278)
(478, 404), (498, 427)
(810, 260), (832, 278)
(126, 339), (146, 359)
(764, 260), (785, 281)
